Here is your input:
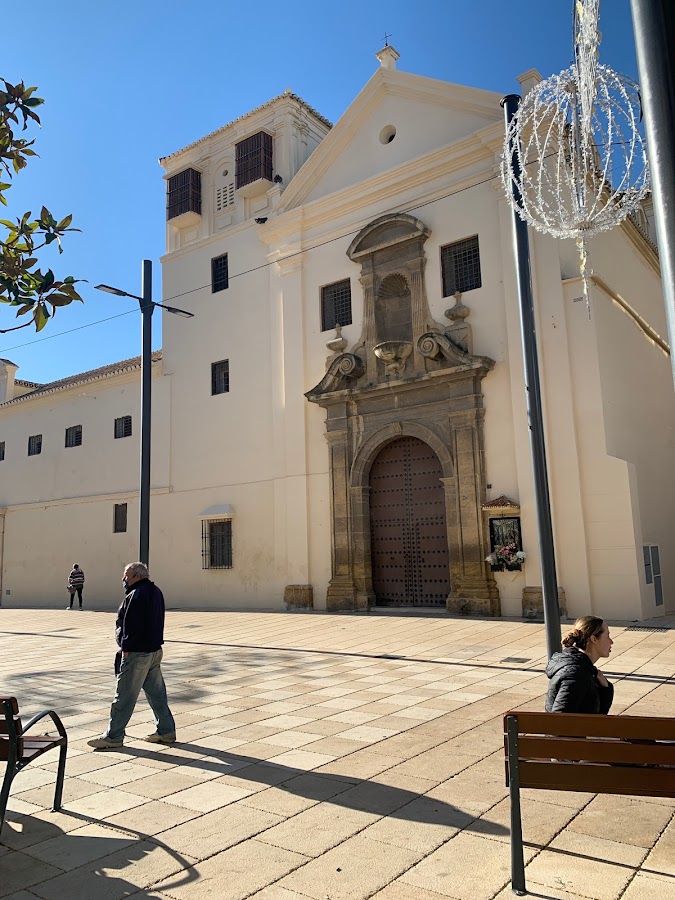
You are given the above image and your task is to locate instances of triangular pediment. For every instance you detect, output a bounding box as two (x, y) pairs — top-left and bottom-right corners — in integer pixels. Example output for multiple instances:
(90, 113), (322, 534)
(278, 67), (503, 212)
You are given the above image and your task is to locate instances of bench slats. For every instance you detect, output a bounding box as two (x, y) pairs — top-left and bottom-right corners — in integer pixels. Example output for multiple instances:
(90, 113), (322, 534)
(0, 698), (19, 714)
(505, 711), (675, 741)
(0, 719), (22, 737)
(513, 735), (675, 766)
(518, 759), (675, 797)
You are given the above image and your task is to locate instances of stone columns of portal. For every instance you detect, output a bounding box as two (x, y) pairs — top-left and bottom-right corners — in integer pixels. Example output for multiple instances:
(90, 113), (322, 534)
(325, 430), (362, 610)
(408, 256), (429, 371)
(445, 411), (499, 616)
(359, 268), (378, 382)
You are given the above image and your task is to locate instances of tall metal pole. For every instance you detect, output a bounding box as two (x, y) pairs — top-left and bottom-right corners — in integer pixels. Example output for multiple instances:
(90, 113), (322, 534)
(630, 0), (675, 389)
(139, 259), (154, 566)
(501, 94), (562, 659)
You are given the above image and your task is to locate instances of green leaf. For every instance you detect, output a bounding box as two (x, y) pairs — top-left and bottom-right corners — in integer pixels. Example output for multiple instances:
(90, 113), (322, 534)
(56, 214), (73, 230)
(34, 304), (49, 331)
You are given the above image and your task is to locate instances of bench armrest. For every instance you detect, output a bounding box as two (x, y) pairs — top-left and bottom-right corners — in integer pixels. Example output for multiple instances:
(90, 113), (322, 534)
(22, 709), (67, 740)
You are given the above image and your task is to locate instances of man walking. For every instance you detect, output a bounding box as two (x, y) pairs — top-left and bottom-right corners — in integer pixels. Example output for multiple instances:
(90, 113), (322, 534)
(67, 564), (85, 610)
(88, 562), (176, 749)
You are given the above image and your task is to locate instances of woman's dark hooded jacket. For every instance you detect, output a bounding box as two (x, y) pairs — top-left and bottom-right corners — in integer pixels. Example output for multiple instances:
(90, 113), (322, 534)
(545, 647), (613, 714)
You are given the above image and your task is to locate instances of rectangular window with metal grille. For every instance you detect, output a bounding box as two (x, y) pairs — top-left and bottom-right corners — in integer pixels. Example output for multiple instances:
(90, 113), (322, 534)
(321, 279), (352, 331)
(114, 415), (132, 439)
(211, 359), (229, 395)
(212, 254), (229, 293)
(167, 168), (202, 220)
(235, 132), (273, 189)
(0, 441), (4, 461)
(202, 519), (233, 569)
(65, 425), (82, 448)
(113, 503), (128, 534)
(441, 235), (482, 297)
(28, 434), (42, 456)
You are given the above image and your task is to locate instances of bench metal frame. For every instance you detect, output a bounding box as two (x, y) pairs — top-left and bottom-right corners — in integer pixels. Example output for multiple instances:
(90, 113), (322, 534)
(1, 697), (68, 835)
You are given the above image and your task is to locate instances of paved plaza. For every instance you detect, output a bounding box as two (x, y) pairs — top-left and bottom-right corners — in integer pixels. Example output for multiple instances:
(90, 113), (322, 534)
(1, 608), (675, 900)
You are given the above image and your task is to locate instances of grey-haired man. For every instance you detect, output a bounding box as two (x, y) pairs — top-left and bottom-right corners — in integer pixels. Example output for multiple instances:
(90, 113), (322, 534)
(88, 562), (176, 749)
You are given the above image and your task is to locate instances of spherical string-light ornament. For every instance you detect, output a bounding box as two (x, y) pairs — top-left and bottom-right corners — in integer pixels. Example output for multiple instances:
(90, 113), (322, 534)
(500, 1), (650, 313)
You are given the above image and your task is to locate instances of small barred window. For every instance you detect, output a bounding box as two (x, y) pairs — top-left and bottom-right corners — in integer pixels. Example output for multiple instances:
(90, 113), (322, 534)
(28, 434), (42, 456)
(113, 503), (128, 533)
(115, 415), (132, 439)
(211, 360), (230, 395)
(212, 254), (229, 293)
(202, 519), (233, 569)
(65, 425), (82, 448)
(441, 236), (482, 296)
(321, 279), (352, 332)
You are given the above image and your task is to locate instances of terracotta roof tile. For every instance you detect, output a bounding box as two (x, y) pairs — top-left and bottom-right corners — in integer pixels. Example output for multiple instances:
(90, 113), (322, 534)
(0, 351), (162, 407)
(482, 495), (520, 510)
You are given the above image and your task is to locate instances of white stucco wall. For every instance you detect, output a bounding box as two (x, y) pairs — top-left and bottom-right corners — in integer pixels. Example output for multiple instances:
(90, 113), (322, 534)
(1, 61), (671, 622)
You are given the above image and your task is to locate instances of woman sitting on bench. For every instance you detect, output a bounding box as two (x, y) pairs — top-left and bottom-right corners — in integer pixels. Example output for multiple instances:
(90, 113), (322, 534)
(545, 616), (614, 714)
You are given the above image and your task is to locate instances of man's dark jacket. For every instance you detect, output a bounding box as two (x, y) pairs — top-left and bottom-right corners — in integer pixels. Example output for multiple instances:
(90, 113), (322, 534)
(115, 578), (165, 652)
(545, 647), (613, 714)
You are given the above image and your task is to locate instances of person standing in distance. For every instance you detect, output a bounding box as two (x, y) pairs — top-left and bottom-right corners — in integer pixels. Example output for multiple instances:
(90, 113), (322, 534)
(88, 562), (176, 749)
(67, 564), (85, 610)
(545, 616), (614, 714)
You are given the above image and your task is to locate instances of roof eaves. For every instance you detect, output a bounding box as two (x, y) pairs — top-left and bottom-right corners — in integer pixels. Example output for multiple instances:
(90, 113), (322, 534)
(0, 351), (162, 407)
(159, 93), (332, 165)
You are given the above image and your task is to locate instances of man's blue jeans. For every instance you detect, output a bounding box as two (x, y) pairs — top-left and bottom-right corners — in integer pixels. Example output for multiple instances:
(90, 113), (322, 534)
(105, 649), (175, 741)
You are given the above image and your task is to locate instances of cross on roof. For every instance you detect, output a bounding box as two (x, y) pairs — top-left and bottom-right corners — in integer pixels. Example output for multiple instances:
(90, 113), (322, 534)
(382, 31), (392, 47)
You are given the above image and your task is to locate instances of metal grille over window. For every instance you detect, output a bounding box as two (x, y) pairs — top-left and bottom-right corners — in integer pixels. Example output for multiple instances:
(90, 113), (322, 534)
(202, 519), (233, 569)
(114, 415), (132, 439)
(211, 359), (229, 395)
(113, 503), (128, 534)
(212, 254), (229, 293)
(27, 434), (42, 456)
(216, 183), (235, 211)
(0, 441), (4, 461)
(167, 168), (202, 220)
(321, 279), (352, 332)
(65, 425), (82, 448)
(441, 236), (482, 297)
(235, 132), (273, 189)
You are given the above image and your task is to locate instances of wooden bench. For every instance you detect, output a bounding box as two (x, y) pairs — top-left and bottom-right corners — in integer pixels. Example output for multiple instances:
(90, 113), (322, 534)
(1, 697), (68, 835)
(504, 710), (675, 896)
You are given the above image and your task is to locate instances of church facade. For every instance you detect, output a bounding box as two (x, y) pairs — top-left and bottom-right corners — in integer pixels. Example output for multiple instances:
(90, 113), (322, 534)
(0, 48), (672, 622)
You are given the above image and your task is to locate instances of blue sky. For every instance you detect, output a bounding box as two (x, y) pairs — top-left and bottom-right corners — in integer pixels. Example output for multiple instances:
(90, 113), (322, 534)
(1, 0), (638, 383)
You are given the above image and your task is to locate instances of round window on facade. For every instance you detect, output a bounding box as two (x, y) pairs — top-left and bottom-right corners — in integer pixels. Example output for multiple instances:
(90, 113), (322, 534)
(379, 125), (396, 145)
(222, 168), (229, 177)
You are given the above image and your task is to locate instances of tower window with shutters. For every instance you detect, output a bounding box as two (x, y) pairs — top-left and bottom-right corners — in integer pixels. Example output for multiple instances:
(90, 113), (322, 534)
(235, 132), (273, 189)
(167, 168), (202, 220)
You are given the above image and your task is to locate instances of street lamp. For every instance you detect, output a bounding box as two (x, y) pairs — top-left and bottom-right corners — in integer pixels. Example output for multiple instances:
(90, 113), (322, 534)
(95, 260), (193, 566)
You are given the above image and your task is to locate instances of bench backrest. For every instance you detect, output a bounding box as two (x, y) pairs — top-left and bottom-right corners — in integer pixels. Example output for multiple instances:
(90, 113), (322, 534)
(504, 711), (675, 799)
(0, 697), (23, 760)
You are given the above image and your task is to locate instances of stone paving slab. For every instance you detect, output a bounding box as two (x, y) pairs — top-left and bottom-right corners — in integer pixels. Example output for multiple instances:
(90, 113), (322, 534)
(1, 608), (675, 899)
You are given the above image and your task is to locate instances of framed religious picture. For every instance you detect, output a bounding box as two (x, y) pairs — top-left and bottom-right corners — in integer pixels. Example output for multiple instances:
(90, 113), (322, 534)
(488, 516), (523, 571)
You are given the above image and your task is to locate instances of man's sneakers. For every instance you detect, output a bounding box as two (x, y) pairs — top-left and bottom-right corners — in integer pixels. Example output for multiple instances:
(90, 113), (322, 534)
(87, 736), (124, 750)
(145, 731), (176, 744)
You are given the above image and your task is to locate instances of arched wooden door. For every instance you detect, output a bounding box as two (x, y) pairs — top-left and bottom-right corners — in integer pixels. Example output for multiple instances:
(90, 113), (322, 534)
(369, 436), (450, 606)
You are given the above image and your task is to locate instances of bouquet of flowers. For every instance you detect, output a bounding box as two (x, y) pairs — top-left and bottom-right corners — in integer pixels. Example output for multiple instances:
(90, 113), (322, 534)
(486, 543), (526, 568)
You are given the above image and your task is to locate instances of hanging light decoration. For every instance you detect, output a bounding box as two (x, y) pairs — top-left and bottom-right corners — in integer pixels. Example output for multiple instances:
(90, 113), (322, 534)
(500, 0), (650, 311)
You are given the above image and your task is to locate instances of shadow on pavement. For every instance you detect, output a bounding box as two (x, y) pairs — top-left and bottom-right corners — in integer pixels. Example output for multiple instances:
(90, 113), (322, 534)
(1, 807), (198, 897)
(118, 741), (508, 834)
